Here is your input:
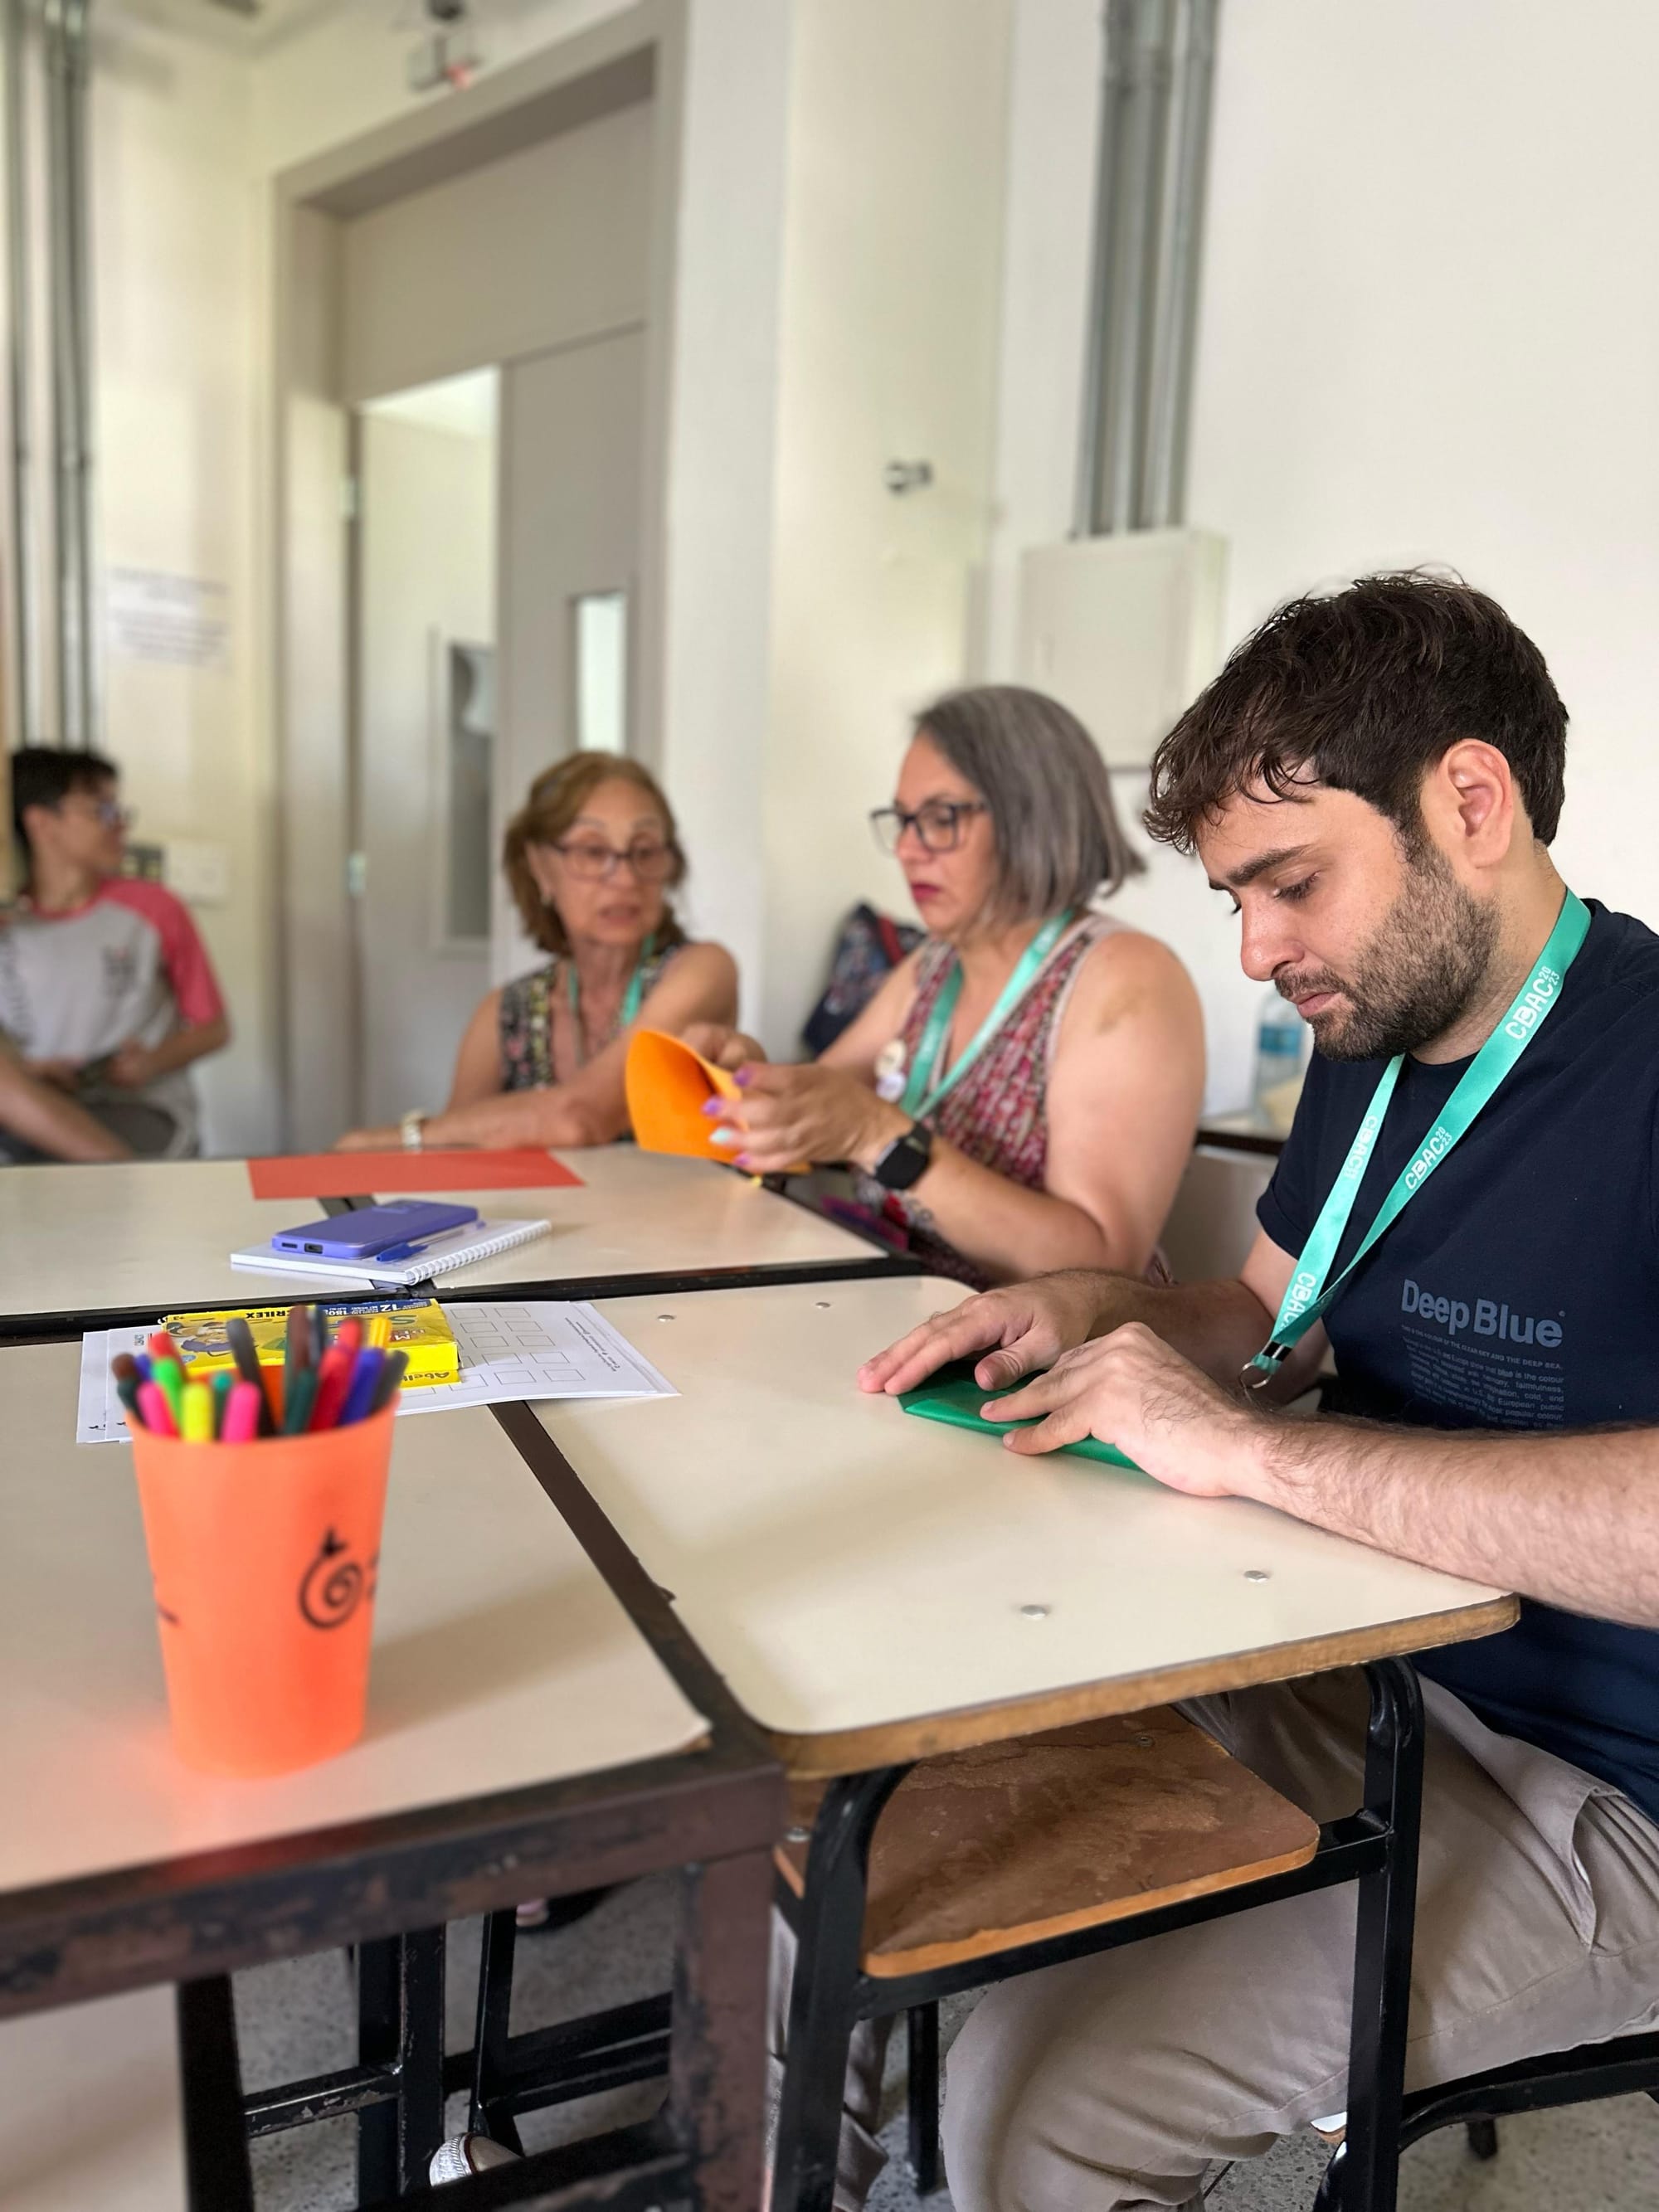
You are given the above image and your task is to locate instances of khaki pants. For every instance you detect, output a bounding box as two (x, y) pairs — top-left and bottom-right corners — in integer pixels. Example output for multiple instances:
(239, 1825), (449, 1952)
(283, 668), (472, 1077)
(940, 1674), (1659, 2210)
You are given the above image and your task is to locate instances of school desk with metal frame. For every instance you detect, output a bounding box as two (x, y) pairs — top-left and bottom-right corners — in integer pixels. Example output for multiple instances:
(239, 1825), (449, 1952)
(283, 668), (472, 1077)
(0, 1145), (901, 1340)
(503, 1273), (1518, 2212)
(0, 1341), (782, 2210)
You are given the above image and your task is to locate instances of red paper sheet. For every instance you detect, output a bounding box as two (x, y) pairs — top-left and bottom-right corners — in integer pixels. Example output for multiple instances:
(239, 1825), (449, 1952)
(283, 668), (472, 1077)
(246, 1150), (585, 1202)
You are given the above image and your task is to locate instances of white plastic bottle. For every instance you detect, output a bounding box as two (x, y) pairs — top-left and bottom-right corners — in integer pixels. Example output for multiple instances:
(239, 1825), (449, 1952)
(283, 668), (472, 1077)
(1253, 989), (1307, 1130)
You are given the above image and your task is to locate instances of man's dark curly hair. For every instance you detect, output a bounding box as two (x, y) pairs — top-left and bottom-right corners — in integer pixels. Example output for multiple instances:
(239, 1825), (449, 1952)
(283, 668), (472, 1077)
(1145, 571), (1568, 855)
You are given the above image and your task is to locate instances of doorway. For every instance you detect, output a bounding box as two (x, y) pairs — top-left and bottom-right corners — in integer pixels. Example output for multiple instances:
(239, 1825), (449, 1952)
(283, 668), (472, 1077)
(272, 5), (681, 1149)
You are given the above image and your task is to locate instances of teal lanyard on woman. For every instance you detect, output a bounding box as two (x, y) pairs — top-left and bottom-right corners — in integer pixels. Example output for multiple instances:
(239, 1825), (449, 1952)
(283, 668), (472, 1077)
(567, 934), (654, 1068)
(900, 912), (1073, 1121)
(1246, 890), (1591, 1384)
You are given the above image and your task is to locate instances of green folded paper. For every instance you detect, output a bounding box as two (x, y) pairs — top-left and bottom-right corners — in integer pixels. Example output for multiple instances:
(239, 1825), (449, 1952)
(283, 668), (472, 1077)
(897, 1359), (1142, 1472)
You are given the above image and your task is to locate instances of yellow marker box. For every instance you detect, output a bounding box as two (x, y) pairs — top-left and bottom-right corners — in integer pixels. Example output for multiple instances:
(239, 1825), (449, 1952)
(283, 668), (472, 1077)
(162, 1297), (460, 1388)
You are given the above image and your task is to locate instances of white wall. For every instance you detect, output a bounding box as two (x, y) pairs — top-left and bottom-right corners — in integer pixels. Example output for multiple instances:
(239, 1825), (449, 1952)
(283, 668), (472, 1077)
(756, 0), (1013, 1051)
(985, 0), (1659, 1113)
(93, 6), (275, 1152)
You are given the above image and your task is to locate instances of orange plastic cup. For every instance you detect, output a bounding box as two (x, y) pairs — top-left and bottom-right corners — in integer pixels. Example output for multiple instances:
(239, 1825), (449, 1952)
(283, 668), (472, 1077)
(128, 1407), (396, 1777)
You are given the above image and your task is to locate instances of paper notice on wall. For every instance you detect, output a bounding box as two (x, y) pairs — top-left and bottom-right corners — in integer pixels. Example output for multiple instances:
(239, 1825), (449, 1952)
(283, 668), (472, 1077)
(105, 567), (230, 671)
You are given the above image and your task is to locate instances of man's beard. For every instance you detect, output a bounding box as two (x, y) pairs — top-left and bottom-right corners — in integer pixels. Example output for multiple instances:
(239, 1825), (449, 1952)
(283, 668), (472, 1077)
(1277, 848), (1501, 1062)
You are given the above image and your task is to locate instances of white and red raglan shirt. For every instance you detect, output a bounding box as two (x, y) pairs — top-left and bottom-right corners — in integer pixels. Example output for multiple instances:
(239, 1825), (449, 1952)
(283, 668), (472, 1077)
(0, 878), (226, 1152)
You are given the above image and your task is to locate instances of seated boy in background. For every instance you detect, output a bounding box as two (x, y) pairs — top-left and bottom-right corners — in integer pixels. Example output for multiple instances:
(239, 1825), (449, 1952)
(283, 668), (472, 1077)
(0, 748), (229, 1159)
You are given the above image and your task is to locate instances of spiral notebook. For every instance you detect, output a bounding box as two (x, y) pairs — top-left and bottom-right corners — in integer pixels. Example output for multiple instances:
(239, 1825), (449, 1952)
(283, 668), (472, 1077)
(229, 1218), (552, 1289)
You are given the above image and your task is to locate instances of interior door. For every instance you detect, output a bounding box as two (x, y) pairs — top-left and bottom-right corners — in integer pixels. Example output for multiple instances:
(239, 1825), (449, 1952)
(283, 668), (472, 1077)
(495, 327), (645, 981)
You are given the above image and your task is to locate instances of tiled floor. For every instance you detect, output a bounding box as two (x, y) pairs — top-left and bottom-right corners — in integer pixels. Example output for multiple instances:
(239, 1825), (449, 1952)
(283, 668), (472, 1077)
(239, 1877), (1659, 2210)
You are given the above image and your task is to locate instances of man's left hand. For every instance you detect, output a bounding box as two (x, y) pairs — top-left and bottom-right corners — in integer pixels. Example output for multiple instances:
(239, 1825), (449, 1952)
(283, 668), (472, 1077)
(988, 1324), (1265, 1500)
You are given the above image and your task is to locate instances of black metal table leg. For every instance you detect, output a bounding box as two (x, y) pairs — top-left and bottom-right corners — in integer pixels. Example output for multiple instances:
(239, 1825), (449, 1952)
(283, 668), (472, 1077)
(177, 1975), (255, 2212)
(357, 1936), (401, 2202)
(357, 1927), (449, 2196)
(469, 1908), (525, 2155)
(667, 1846), (776, 2212)
(907, 2001), (941, 2194)
(772, 1766), (910, 2212)
(1332, 1657), (1425, 2212)
(399, 1925), (448, 2188)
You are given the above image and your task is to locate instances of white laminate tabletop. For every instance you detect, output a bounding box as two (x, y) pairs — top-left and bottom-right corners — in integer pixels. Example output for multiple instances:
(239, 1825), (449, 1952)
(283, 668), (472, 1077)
(367, 1145), (881, 1290)
(0, 1159), (372, 1323)
(0, 1150), (882, 1328)
(0, 1986), (183, 2210)
(0, 1344), (708, 1898)
(533, 1276), (1515, 1774)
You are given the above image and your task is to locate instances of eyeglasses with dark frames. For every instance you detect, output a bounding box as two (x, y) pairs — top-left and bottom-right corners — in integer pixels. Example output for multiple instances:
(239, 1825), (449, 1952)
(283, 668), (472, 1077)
(868, 800), (987, 856)
(551, 836), (676, 882)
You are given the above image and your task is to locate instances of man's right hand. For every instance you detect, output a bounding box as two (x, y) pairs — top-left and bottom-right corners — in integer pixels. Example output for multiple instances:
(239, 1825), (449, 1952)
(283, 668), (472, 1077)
(857, 1271), (1110, 1398)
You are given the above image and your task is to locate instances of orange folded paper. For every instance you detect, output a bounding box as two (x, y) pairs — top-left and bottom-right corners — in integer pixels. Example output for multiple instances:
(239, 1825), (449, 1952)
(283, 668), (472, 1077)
(625, 1030), (809, 1174)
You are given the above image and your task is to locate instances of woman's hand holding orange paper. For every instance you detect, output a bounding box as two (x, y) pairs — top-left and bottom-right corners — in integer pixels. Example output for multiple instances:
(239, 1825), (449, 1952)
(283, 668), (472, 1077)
(679, 1022), (766, 1072)
(703, 1062), (910, 1175)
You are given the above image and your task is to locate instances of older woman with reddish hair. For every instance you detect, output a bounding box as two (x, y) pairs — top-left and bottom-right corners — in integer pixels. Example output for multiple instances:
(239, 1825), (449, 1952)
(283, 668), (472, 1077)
(338, 752), (736, 1151)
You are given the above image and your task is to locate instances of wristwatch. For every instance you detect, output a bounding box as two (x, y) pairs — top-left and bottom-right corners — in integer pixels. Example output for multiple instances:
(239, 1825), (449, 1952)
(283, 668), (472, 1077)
(400, 1110), (427, 1151)
(871, 1121), (933, 1192)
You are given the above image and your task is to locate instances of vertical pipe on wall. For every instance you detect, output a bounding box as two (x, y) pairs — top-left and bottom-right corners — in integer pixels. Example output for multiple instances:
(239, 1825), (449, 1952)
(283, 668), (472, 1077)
(1075, 0), (1176, 536)
(4, 0), (39, 744)
(43, 0), (82, 745)
(1141, 0), (1218, 528)
(1098, 0), (1171, 535)
(1073, 0), (1128, 539)
(63, 0), (92, 743)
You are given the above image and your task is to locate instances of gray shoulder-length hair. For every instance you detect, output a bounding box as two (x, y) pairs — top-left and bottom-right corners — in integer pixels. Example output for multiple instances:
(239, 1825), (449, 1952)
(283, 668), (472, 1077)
(914, 684), (1146, 921)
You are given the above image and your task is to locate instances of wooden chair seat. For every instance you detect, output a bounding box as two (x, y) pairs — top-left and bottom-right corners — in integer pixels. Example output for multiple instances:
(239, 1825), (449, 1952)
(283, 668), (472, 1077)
(776, 1706), (1319, 1978)
(0, 1986), (185, 2209)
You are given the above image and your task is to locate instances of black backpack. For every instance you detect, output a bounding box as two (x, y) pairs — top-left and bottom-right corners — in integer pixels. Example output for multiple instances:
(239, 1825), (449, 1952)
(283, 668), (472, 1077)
(801, 902), (924, 1056)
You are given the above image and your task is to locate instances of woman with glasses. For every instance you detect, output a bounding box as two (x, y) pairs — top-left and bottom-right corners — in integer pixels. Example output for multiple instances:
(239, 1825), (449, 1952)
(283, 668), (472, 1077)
(697, 686), (1203, 1287)
(338, 752), (736, 1151)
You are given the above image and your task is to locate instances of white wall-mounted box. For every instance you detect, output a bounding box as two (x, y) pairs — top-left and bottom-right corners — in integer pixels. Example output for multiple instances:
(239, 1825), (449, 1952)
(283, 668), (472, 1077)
(1015, 527), (1228, 769)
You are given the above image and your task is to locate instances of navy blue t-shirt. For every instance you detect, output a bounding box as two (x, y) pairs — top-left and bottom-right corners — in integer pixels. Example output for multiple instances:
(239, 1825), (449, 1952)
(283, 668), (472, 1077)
(1258, 900), (1659, 1822)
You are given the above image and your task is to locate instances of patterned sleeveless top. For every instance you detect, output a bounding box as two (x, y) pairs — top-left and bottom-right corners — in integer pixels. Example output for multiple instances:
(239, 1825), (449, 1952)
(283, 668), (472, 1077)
(499, 943), (680, 1091)
(854, 914), (1134, 1288)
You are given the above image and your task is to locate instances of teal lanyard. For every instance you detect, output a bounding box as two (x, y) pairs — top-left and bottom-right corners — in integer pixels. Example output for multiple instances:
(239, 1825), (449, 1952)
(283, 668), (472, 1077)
(901, 912), (1073, 1120)
(1248, 891), (1591, 1382)
(567, 936), (654, 1068)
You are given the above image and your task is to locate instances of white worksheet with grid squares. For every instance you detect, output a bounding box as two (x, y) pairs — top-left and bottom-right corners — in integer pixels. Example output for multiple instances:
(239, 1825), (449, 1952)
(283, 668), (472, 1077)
(75, 1301), (676, 1445)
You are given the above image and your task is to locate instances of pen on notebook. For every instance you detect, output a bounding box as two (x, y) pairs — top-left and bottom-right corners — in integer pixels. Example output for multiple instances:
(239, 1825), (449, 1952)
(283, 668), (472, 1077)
(368, 1227), (470, 1266)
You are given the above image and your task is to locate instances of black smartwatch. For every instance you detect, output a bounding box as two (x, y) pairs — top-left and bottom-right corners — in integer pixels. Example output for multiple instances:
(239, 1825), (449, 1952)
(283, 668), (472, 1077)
(871, 1121), (934, 1192)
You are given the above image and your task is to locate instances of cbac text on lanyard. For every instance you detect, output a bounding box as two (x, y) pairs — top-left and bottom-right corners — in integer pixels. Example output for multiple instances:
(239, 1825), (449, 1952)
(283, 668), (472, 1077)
(1245, 889), (1591, 1387)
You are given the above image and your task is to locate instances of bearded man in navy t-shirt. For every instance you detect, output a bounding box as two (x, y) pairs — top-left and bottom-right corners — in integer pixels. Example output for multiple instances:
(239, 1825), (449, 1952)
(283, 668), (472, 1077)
(861, 573), (1659, 2212)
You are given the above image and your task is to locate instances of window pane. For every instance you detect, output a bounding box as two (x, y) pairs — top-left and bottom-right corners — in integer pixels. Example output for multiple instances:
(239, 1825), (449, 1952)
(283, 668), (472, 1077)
(447, 643), (494, 942)
(573, 590), (628, 753)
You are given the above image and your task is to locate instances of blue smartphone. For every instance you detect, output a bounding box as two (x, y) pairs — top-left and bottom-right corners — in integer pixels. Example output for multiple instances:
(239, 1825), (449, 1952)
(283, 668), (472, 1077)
(272, 1200), (479, 1259)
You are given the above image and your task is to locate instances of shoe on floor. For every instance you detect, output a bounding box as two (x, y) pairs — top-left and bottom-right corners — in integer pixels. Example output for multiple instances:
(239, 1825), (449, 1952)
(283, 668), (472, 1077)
(430, 2133), (522, 2183)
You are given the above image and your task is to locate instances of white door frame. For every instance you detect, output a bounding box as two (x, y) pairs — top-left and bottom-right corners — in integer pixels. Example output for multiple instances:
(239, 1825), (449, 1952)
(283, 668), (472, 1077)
(268, 1), (685, 1150)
